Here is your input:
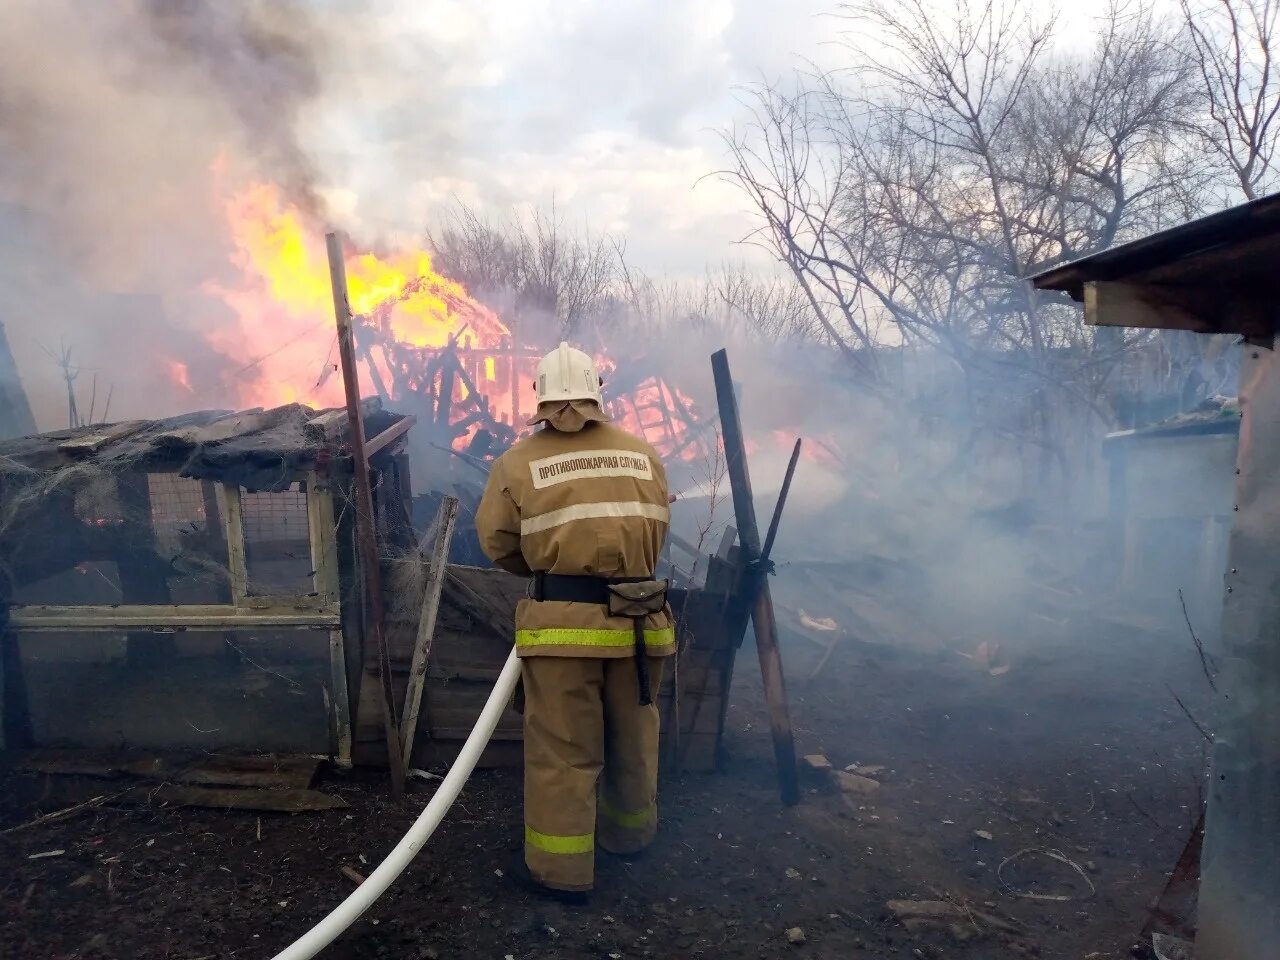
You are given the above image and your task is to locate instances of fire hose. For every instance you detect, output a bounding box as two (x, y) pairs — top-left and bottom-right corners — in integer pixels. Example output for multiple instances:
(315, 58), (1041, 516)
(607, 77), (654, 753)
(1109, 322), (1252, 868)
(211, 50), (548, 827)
(269, 648), (521, 960)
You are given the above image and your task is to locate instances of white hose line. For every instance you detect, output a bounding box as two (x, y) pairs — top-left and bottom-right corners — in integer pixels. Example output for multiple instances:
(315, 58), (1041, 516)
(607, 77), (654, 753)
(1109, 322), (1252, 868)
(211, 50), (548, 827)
(270, 648), (522, 960)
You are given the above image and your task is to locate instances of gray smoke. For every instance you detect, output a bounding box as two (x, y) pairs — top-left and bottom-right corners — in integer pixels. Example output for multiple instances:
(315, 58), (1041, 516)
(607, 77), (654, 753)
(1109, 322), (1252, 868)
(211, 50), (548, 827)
(0, 0), (471, 428)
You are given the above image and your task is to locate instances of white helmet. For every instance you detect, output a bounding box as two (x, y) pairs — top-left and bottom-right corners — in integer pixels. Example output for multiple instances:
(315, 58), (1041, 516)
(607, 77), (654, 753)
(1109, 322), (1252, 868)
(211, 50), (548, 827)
(534, 341), (603, 406)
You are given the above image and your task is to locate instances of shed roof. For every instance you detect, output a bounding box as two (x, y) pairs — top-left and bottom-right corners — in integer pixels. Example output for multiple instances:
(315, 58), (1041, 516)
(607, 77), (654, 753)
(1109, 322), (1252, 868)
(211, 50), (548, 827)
(0, 400), (413, 492)
(1104, 395), (1241, 444)
(1029, 193), (1280, 302)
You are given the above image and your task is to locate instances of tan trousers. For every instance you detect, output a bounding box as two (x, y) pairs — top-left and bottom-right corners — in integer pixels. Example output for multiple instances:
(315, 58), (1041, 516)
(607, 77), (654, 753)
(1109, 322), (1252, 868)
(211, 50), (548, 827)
(521, 655), (666, 891)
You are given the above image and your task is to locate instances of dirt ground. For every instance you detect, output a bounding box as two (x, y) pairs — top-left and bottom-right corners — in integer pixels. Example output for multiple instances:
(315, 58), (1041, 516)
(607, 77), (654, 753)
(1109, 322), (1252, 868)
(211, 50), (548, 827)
(0, 610), (1211, 960)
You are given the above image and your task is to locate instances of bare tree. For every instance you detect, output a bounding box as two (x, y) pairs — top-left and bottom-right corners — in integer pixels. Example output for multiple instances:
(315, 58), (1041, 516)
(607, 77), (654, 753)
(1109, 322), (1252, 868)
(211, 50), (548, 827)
(714, 265), (823, 343)
(720, 0), (1205, 472)
(1183, 0), (1280, 199)
(427, 200), (615, 342)
(517, 200), (615, 338)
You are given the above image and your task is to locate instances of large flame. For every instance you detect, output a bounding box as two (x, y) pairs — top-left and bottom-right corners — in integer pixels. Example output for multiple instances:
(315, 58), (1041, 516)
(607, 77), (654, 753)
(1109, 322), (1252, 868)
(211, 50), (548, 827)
(197, 179), (703, 463)
(205, 181), (506, 411)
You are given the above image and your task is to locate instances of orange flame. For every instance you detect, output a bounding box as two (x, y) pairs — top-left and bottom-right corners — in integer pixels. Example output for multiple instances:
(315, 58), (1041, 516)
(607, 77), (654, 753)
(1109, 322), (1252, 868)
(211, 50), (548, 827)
(185, 178), (709, 465)
(202, 181), (507, 409)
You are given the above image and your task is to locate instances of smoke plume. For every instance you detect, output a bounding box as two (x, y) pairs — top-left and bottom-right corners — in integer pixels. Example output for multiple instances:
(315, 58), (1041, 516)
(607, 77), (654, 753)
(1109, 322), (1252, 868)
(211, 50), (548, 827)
(0, 0), (474, 428)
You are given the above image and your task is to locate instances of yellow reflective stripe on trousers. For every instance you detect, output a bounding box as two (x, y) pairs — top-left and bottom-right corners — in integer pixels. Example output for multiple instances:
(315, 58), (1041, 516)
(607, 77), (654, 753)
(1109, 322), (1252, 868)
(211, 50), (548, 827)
(515, 626), (675, 650)
(525, 825), (594, 855)
(599, 796), (655, 830)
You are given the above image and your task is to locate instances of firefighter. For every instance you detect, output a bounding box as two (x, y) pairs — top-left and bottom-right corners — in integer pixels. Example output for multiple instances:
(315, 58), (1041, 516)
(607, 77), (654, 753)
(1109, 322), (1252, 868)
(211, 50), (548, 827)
(475, 341), (674, 901)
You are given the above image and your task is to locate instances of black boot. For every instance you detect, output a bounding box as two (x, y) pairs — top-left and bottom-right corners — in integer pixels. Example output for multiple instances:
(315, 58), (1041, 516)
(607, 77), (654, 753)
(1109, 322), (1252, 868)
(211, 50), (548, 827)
(508, 855), (590, 905)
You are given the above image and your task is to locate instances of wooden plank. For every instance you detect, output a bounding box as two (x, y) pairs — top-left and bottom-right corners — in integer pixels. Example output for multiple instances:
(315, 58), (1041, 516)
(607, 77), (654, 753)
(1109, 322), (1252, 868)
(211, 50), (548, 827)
(716, 525), (738, 558)
(328, 628), (353, 768)
(152, 409), (273, 447)
(8, 604), (339, 630)
(57, 420), (149, 456)
(142, 784), (347, 812)
(399, 496), (460, 770)
(17, 750), (322, 790)
(444, 568), (515, 640)
(657, 695), (723, 734)
(411, 738), (523, 770)
(711, 348), (799, 805)
(365, 415), (416, 460)
(327, 230), (405, 798)
(217, 483), (248, 603)
(177, 755), (322, 790)
(306, 479), (341, 604)
(304, 476), (350, 767)
(1082, 280), (1272, 336)
(667, 530), (704, 560)
(1, 611), (32, 750)
(662, 732), (717, 771)
(426, 663), (507, 683)
(426, 726), (523, 741)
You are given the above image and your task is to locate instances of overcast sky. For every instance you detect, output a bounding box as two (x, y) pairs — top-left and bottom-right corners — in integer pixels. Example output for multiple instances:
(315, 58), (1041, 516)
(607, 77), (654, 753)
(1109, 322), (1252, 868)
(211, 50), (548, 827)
(307, 0), (1119, 279)
(0, 0), (1124, 427)
(302, 0), (835, 276)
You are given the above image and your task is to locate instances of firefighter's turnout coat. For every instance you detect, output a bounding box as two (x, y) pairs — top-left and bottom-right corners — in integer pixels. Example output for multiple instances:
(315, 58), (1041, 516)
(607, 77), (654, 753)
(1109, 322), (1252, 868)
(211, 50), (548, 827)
(476, 401), (675, 892)
(475, 403), (676, 658)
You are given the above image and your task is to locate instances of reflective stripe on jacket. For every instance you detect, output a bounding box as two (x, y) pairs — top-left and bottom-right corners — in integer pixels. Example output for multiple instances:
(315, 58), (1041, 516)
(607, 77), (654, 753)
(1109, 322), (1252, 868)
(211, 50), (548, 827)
(475, 417), (675, 658)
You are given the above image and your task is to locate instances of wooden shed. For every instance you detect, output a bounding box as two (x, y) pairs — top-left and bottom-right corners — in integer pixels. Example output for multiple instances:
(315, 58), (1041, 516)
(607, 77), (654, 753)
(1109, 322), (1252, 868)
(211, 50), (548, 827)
(1032, 193), (1280, 960)
(0, 401), (744, 774)
(0, 401), (416, 765)
(365, 543), (748, 773)
(1103, 399), (1239, 630)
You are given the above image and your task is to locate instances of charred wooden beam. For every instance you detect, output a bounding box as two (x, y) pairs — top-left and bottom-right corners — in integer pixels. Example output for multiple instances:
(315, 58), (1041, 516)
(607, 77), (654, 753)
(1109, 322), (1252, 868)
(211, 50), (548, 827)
(710, 348), (799, 805)
(326, 231), (405, 799)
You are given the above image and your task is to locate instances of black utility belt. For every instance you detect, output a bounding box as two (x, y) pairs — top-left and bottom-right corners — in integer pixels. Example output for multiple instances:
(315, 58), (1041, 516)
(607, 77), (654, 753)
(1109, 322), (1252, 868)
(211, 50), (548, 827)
(528, 573), (669, 706)
(528, 572), (648, 604)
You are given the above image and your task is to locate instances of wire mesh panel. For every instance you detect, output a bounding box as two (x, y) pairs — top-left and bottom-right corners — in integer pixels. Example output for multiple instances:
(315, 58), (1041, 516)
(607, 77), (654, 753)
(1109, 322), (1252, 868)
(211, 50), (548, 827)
(148, 474), (208, 550)
(10, 472), (235, 606)
(9, 475), (127, 606)
(16, 628), (334, 754)
(240, 484), (314, 597)
(147, 474), (230, 603)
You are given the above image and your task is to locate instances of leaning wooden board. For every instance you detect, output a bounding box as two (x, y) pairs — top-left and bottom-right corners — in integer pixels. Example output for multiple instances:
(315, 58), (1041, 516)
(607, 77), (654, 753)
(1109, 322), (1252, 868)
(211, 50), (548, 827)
(351, 564), (743, 772)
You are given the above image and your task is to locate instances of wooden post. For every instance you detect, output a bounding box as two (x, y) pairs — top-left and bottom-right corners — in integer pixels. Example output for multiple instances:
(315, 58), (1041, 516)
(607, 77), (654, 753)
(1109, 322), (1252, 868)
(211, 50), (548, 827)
(762, 439), (802, 561)
(217, 483), (248, 603)
(326, 230), (405, 799)
(0, 598), (33, 750)
(710, 349), (799, 805)
(399, 495), (460, 770)
(307, 473), (351, 766)
(510, 336), (522, 427)
(117, 474), (173, 665)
